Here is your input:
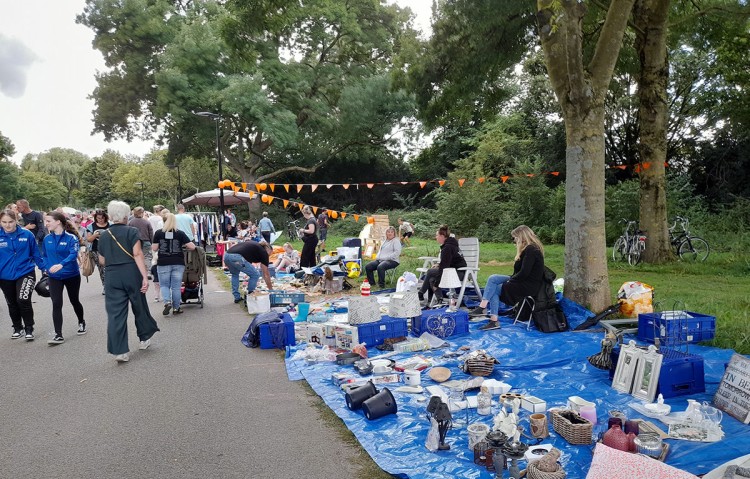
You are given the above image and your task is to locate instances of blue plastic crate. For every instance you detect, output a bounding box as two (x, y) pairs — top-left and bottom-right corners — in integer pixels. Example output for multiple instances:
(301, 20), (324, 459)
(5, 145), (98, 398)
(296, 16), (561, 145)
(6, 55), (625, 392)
(609, 346), (705, 398)
(637, 311), (716, 346)
(259, 314), (296, 349)
(411, 308), (469, 339)
(356, 317), (408, 347)
(269, 292), (306, 306)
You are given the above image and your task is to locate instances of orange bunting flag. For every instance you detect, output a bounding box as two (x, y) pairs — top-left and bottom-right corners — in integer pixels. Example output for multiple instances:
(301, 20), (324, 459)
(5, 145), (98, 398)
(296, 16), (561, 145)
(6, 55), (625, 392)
(458, 179), (466, 187)
(283, 199), (289, 209)
(353, 214), (360, 222)
(419, 181), (427, 189)
(296, 184), (303, 193)
(297, 203), (304, 211)
(634, 165), (642, 173)
(259, 183), (267, 191)
(241, 182), (247, 192)
(642, 162), (652, 170)
(340, 212), (347, 219)
(617, 165), (627, 170)
(326, 184), (333, 189)
(342, 184), (350, 189)
(255, 183), (262, 192)
(367, 217), (374, 224)
(261, 195), (268, 203)
(331, 211), (339, 219)
(312, 206), (318, 215)
(526, 174), (535, 177)
(327, 209), (332, 217)
(550, 172), (560, 176)
(311, 184), (319, 192)
(438, 180), (446, 187)
(366, 183), (374, 189)
(232, 184), (239, 193)
(248, 191), (255, 199)
(269, 183), (275, 192)
(478, 177), (485, 184)
(283, 184), (290, 192)
(664, 162), (669, 168)
(501, 176), (510, 183)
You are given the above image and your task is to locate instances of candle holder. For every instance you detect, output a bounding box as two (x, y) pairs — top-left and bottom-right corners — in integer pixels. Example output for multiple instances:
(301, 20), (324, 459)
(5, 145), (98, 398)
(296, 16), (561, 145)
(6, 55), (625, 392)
(501, 439), (529, 479)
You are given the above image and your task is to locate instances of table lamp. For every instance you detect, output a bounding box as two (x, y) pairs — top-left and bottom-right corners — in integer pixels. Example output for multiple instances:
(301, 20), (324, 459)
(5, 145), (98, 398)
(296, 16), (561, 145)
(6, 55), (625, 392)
(439, 268), (462, 312)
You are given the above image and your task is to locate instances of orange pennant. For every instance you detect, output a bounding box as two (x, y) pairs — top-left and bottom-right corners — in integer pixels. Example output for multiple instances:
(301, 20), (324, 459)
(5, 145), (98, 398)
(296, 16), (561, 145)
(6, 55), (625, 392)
(283, 184), (290, 192)
(259, 183), (267, 191)
(642, 162), (652, 170)
(634, 165), (642, 173)
(283, 199), (289, 209)
(298, 203), (304, 211)
(248, 191), (255, 199)
(664, 162), (669, 168)
(478, 177), (485, 184)
(526, 174), (535, 177)
(269, 183), (275, 192)
(311, 184), (318, 192)
(438, 180), (446, 187)
(327, 210), (332, 217)
(550, 172), (560, 176)
(331, 211), (338, 219)
(266, 197), (274, 205)
(458, 179), (466, 187)
(353, 214), (360, 222)
(296, 184), (303, 193)
(342, 184), (350, 189)
(367, 217), (374, 224)
(312, 206), (318, 215)
(501, 176), (510, 183)
(340, 212), (347, 219)
(366, 183), (374, 189)
(617, 165), (627, 170)
(255, 183), (262, 191)
(419, 181), (427, 188)
(241, 182), (247, 192)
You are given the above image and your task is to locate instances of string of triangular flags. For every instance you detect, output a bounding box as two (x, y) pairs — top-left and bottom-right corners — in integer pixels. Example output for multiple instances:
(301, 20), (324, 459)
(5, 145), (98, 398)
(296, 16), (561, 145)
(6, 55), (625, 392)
(215, 162), (665, 222)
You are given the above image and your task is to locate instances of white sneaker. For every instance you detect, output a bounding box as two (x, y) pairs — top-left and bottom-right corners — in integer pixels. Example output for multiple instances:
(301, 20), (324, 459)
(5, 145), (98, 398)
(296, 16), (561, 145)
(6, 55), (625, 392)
(139, 339), (151, 350)
(114, 353), (129, 362)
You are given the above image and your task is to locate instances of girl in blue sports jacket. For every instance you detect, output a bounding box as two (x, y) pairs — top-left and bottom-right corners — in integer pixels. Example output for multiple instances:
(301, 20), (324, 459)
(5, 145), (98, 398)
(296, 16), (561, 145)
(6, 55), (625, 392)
(0, 207), (45, 340)
(42, 211), (86, 344)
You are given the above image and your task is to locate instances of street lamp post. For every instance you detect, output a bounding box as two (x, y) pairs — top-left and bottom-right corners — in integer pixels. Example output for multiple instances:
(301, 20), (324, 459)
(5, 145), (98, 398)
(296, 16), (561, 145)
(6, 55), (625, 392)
(135, 181), (145, 207)
(194, 111), (225, 239)
(169, 164), (183, 204)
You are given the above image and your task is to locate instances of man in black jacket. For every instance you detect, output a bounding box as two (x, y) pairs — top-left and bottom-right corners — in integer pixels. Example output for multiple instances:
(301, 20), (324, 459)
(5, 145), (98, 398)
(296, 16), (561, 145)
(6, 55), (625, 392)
(418, 225), (466, 305)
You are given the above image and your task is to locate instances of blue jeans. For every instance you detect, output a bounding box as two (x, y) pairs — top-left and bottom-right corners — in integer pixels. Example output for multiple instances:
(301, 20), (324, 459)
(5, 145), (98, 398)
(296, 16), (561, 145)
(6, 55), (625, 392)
(483, 274), (511, 317)
(224, 253), (260, 301)
(157, 264), (185, 308)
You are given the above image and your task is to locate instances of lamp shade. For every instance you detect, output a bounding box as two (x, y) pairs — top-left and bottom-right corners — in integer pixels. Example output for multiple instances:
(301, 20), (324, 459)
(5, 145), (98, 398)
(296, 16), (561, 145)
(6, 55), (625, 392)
(439, 268), (462, 289)
(388, 291), (422, 318)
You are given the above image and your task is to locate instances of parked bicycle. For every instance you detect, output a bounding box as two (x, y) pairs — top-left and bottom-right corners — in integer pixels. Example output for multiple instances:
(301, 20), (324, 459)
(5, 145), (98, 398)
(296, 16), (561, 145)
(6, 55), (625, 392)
(612, 219), (647, 266)
(287, 220), (303, 242)
(669, 216), (710, 261)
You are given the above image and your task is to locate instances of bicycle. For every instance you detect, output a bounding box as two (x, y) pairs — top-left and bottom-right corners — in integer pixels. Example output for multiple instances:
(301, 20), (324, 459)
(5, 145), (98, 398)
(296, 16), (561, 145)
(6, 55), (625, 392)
(286, 220), (303, 242)
(612, 219), (647, 266)
(669, 216), (710, 261)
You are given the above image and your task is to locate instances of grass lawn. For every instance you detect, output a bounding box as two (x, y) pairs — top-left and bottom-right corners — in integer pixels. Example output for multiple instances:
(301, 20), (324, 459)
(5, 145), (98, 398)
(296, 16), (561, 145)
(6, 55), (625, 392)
(309, 234), (750, 355)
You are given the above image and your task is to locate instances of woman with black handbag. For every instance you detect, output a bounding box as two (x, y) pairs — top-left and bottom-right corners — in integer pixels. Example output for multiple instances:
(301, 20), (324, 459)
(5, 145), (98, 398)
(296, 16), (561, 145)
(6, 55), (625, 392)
(473, 225), (546, 331)
(42, 211), (87, 344)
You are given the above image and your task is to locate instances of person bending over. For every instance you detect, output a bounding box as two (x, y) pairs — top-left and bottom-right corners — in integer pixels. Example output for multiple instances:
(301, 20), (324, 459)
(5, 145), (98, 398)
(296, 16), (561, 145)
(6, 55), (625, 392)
(224, 241), (274, 303)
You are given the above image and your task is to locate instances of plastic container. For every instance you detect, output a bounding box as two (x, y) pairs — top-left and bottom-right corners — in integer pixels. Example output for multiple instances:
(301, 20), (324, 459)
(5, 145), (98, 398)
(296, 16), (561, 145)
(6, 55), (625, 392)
(610, 346), (705, 398)
(360, 279), (371, 296)
(637, 311), (716, 346)
(269, 292), (306, 307)
(411, 308), (469, 339)
(259, 315), (296, 349)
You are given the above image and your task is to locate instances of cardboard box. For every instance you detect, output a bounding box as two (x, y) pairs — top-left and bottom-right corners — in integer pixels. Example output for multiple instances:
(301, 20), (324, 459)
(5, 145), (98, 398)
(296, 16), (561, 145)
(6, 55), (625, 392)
(306, 324), (325, 346)
(521, 395), (547, 413)
(335, 325), (360, 350)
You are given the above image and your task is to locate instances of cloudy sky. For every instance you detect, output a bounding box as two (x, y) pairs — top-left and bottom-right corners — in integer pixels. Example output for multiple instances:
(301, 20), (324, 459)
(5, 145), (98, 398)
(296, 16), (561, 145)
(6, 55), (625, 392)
(0, 0), (433, 164)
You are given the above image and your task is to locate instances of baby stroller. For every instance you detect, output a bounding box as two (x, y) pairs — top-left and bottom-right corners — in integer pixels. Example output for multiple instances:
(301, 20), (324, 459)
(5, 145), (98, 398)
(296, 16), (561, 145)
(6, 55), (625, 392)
(182, 246), (207, 308)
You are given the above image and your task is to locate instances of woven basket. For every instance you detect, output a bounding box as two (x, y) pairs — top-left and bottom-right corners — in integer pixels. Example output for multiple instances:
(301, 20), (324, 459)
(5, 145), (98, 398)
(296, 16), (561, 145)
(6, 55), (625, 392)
(464, 356), (496, 376)
(527, 461), (567, 479)
(550, 409), (592, 445)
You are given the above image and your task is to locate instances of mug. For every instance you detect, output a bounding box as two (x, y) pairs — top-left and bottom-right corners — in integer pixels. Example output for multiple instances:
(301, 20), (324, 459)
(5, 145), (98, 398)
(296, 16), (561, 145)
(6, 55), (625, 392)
(373, 365), (392, 374)
(404, 369), (421, 386)
(530, 413), (549, 439)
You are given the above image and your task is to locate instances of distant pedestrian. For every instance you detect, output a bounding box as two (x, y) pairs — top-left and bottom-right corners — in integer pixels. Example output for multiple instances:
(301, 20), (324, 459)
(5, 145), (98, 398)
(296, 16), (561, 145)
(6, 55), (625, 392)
(175, 204), (197, 242)
(86, 210), (110, 293)
(0, 208), (45, 340)
(152, 213), (196, 316)
(98, 201), (159, 363)
(149, 205), (165, 232)
(16, 199), (47, 247)
(42, 211), (86, 344)
(128, 207), (154, 272)
(258, 211), (275, 243)
(398, 218), (413, 246)
(317, 208), (329, 251)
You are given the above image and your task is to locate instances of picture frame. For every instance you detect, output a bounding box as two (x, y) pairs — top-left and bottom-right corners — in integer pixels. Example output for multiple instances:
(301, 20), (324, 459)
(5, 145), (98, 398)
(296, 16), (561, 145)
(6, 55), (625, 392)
(632, 345), (663, 402)
(612, 340), (641, 394)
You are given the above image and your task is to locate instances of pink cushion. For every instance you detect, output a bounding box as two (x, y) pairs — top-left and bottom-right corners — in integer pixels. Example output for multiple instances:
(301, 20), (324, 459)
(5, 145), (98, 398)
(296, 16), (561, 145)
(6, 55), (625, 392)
(587, 443), (699, 479)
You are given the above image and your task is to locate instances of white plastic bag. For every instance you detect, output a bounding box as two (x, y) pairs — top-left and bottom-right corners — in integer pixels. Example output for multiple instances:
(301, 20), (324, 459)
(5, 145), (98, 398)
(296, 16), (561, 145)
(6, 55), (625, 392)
(247, 294), (271, 315)
(396, 272), (418, 292)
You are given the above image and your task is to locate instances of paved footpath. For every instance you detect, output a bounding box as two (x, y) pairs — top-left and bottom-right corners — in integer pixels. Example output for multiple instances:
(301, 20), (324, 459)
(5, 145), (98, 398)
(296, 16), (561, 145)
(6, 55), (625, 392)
(0, 269), (360, 479)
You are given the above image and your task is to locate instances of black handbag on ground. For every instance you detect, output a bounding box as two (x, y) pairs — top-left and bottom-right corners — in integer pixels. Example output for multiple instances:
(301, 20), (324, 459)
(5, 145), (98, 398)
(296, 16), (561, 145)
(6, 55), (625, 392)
(532, 304), (569, 333)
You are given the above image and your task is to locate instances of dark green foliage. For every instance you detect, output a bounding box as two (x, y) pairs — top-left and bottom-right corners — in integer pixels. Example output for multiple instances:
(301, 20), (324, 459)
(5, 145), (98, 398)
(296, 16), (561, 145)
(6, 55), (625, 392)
(0, 160), (21, 207)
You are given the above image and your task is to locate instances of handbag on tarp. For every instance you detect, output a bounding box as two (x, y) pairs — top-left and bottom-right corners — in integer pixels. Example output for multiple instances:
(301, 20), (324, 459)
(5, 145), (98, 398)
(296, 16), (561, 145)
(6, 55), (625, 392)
(348, 296), (381, 325)
(532, 304), (569, 333)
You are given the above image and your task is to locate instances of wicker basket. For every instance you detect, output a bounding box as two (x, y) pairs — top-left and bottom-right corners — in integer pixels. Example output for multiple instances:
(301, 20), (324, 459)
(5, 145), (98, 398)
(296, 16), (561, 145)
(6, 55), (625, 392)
(550, 409), (592, 445)
(527, 461), (567, 479)
(464, 355), (496, 376)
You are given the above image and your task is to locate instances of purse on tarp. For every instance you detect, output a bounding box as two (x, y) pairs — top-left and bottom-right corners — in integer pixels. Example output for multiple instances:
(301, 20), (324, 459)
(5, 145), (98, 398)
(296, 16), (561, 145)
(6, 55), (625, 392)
(532, 304), (569, 333)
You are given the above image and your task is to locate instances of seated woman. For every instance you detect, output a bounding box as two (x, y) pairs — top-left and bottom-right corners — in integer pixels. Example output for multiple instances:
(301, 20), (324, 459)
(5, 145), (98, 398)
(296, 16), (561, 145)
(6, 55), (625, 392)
(236, 221), (250, 240)
(365, 226), (401, 288)
(273, 243), (300, 273)
(473, 225), (545, 331)
(418, 225), (466, 305)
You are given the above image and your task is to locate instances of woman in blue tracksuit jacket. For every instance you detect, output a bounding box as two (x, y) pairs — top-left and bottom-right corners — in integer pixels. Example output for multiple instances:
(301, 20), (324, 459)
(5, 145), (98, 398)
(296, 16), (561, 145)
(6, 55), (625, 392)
(42, 211), (86, 344)
(0, 208), (45, 340)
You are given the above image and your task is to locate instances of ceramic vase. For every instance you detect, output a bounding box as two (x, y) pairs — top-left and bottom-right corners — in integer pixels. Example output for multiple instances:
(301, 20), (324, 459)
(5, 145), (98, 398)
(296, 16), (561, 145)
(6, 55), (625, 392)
(603, 424), (629, 452)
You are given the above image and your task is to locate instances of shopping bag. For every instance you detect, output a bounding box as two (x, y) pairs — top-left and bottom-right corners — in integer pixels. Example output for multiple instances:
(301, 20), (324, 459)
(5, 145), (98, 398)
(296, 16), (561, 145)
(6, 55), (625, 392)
(246, 294), (271, 315)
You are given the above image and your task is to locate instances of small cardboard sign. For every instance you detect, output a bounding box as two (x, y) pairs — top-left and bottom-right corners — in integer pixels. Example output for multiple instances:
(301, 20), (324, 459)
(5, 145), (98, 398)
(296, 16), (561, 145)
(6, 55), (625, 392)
(713, 353), (750, 424)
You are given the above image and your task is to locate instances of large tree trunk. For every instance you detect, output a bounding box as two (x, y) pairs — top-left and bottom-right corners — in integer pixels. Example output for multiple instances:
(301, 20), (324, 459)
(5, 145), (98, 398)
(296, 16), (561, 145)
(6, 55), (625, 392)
(537, 0), (637, 312)
(563, 111), (611, 311)
(635, 0), (672, 263)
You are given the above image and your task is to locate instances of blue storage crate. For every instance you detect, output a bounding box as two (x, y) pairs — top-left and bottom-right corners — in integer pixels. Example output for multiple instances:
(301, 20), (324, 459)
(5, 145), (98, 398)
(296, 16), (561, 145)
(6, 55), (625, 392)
(412, 308), (469, 339)
(637, 311), (716, 346)
(259, 314), (296, 349)
(269, 292), (306, 306)
(609, 346), (705, 398)
(356, 317), (408, 347)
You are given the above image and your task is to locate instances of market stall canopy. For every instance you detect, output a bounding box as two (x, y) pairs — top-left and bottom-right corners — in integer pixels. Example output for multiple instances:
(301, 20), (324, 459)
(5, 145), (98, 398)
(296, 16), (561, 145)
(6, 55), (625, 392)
(181, 189), (254, 207)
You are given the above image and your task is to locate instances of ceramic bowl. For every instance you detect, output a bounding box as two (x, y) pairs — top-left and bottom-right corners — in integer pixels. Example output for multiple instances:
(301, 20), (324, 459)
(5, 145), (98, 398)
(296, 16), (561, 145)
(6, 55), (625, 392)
(644, 402), (671, 416)
(428, 366), (451, 383)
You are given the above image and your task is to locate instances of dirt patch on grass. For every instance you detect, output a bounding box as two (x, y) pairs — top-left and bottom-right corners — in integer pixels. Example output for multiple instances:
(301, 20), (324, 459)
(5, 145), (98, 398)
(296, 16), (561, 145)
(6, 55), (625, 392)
(481, 260), (514, 267)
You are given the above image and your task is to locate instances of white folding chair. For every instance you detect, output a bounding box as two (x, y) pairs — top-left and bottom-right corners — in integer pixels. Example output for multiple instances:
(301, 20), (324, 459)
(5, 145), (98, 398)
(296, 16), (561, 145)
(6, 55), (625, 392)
(456, 237), (482, 309)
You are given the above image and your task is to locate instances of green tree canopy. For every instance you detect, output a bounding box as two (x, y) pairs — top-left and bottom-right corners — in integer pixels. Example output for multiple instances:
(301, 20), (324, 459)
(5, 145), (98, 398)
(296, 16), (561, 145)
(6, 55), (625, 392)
(20, 148), (91, 204)
(17, 171), (68, 211)
(0, 131), (16, 160)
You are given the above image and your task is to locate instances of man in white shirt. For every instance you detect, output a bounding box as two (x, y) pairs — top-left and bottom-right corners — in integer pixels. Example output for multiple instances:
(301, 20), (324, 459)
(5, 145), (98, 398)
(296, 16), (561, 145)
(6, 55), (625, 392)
(175, 204), (197, 242)
(150, 205), (165, 232)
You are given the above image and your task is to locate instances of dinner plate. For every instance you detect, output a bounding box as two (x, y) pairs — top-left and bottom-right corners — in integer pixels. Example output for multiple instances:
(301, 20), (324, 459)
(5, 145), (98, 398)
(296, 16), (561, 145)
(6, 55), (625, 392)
(370, 359), (395, 369)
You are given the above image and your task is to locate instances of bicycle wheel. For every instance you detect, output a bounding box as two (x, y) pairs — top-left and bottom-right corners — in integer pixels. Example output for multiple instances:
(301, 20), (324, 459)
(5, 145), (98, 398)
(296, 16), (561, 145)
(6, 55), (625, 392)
(678, 237), (710, 261)
(612, 237), (627, 262)
(627, 240), (644, 266)
(287, 226), (295, 242)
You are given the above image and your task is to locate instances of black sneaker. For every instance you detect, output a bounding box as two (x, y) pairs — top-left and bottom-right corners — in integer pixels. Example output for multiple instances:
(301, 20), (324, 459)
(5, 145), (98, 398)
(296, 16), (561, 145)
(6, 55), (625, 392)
(172, 308), (183, 315)
(162, 304), (172, 316)
(25, 331), (35, 341)
(47, 335), (65, 345)
(469, 306), (487, 317)
(11, 330), (23, 339)
(478, 321), (501, 331)
(77, 323), (87, 335)
(233, 297), (243, 304)
(418, 292), (425, 302)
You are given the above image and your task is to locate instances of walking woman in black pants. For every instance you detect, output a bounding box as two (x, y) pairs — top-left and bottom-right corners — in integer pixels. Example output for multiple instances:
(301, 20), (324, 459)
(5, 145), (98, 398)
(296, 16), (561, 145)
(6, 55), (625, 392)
(0, 208), (45, 340)
(42, 211), (86, 344)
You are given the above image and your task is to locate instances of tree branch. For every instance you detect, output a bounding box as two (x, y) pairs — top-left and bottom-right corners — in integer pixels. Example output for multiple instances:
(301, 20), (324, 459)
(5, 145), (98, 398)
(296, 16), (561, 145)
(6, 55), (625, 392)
(590, 0), (645, 35)
(589, 0), (638, 92)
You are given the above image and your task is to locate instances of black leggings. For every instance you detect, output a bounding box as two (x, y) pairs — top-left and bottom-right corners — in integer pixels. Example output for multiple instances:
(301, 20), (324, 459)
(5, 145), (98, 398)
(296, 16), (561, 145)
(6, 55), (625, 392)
(49, 275), (85, 336)
(0, 271), (36, 333)
(300, 235), (318, 268)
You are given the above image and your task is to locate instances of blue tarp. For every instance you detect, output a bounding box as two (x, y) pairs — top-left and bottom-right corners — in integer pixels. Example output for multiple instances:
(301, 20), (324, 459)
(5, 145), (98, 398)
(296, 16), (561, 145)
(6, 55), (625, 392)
(284, 298), (750, 479)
